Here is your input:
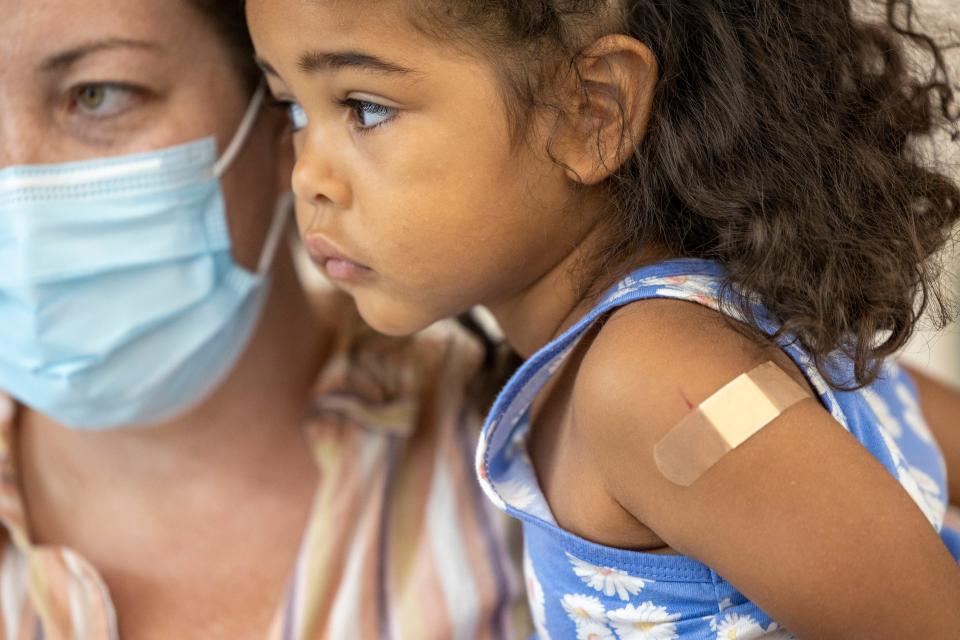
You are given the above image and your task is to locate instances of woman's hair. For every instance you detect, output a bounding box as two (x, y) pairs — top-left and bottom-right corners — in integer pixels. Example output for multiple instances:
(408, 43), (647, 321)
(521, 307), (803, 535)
(186, 0), (261, 91)
(412, 0), (960, 389)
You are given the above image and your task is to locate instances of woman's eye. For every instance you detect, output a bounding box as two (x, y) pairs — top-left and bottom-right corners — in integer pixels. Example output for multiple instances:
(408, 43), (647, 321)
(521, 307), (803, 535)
(68, 83), (137, 118)
(348, 99), (396, 130)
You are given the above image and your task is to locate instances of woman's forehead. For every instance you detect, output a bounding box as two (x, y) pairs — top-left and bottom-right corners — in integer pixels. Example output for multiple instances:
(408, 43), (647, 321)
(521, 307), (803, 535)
(1, 0), (211, 65)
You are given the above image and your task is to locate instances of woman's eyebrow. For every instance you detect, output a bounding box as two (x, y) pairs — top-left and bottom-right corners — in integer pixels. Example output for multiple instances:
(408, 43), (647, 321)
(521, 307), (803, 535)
(39, 38), (163, 72)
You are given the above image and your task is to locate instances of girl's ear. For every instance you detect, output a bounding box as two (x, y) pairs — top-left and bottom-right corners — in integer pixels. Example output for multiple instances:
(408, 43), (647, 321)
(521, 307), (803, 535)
(553, 35), (658, 186)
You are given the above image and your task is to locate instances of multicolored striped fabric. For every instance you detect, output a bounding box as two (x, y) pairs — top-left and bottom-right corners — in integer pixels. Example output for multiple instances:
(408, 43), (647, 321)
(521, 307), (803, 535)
(0, 316), (530, 639)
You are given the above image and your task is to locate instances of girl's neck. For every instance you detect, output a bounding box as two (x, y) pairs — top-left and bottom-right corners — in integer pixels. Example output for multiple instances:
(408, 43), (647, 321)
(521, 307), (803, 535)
(489, 223), (670, 359)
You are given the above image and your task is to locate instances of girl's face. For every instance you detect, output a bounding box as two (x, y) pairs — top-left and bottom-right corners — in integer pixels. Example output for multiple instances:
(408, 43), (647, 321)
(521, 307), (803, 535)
(247, 0), (603, 336)
(0, 0), (291, 271)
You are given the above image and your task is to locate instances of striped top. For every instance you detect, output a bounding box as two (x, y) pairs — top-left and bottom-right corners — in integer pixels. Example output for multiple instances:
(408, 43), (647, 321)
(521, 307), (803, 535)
(0, 313), (530, 639)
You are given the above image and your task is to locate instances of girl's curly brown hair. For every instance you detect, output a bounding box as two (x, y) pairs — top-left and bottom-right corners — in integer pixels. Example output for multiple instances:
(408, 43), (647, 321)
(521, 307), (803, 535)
(412, 0), (960, 389)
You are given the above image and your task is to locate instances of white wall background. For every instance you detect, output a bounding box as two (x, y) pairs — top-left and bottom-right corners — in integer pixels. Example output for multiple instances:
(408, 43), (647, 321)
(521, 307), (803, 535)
(898, 0), (960, 385)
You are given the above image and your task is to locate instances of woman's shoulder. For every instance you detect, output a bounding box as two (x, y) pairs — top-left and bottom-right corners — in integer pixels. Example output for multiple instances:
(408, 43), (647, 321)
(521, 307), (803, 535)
(333, 304), (484, 392)
(309, 292), (492, 435)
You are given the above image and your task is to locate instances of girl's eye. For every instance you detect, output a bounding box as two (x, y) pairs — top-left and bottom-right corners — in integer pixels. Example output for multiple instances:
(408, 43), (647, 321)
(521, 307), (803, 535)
(68, 83), (137, 118)
(288, 102), (308, 132)
(347, 99), (396, 130)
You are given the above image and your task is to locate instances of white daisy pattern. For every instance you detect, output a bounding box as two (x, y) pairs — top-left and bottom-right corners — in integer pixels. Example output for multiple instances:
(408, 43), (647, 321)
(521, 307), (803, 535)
(761, 624), (798, 639)
(895, 382), (935, 444)
(703, 600), (796, 638)
(878, 429), (946, 529)
(507, 427), (530, 460)
(524, 550), (551, 640)
(800, 359), (848, 427)
(495, 477), (538, 510)
(654, 277), (718, 309)
(608, 274), (656, 301)
(879, 428), (905, 465)
(576, 620), (616, 640)
(474, 431), (507, 511)
(608, 602), (680, 640)
(562, 594), (608, 626)
(862, 388), (903, 438)
(567, 552), (648, 601)
(897, 464), (946, 529)
(712, 613), (766, 639)
(634, 275), (690, 289)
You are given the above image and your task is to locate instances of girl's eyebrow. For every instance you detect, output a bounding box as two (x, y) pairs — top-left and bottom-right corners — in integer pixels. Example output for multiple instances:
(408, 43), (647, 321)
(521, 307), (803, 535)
(296, 50), (415, 76)
(39, 38), (162, 72)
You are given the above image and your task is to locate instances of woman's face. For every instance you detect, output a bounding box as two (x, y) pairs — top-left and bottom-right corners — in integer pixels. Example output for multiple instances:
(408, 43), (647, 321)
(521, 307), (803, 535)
(0, 0), (291, 269)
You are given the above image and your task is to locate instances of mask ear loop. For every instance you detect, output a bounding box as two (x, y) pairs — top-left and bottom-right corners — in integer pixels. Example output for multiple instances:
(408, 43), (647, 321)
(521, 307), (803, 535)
(210, 83), (285, 276)
(213, 84), (267, 178)
(256, 191), (294, 276)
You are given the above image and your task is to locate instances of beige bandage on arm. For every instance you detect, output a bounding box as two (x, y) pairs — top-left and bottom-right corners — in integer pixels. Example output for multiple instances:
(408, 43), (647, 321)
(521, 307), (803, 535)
(654, 361), (812, 487)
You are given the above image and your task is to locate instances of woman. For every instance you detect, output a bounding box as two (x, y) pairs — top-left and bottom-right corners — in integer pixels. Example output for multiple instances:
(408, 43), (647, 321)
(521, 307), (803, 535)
(0, 1), (526, 638)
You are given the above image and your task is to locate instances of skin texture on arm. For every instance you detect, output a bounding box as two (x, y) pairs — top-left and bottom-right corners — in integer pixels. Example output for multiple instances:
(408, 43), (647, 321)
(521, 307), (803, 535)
(903, 364), (960, 509)
(572, 300), (960, 640)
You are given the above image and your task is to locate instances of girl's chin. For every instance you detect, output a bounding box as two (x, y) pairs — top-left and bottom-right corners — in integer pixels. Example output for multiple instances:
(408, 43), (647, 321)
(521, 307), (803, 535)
(354, 298), (440, 338)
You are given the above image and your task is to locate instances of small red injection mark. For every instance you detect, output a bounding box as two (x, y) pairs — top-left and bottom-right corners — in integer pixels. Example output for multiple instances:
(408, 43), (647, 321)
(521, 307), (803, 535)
(680, 390), (695, 410)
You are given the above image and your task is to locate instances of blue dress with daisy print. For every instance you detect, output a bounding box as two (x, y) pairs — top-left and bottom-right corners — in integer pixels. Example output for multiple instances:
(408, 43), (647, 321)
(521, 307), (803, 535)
(476, 258), (960, 640)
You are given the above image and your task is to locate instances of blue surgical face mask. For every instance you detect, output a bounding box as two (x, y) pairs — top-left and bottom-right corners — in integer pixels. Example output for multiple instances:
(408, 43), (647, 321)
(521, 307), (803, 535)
(0, 86), (288, 430)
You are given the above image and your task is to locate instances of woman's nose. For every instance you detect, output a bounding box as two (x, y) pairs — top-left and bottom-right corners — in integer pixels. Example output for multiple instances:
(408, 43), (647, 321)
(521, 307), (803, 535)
(0, 114), (48, 168)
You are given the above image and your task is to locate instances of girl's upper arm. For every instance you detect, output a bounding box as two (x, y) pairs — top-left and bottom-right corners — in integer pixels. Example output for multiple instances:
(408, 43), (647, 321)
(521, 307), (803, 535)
(574, 302), (960, 640)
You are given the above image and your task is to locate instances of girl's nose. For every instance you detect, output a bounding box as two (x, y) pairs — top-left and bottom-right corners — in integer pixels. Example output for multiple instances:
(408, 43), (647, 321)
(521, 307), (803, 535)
(291, 134), (352, 210)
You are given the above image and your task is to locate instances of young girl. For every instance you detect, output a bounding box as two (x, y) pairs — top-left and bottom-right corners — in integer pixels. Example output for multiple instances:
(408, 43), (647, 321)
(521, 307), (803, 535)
(247, 1), (960, 637)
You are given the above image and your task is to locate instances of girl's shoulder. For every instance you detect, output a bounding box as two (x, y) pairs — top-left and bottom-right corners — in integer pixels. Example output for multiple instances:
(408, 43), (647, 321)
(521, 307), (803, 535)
(564, 282), (949, 537)
(570, 294), (811, 457)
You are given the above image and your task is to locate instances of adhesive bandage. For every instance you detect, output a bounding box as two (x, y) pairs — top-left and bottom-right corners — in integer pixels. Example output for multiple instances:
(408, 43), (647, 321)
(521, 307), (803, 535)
(654, 361), (811, 487)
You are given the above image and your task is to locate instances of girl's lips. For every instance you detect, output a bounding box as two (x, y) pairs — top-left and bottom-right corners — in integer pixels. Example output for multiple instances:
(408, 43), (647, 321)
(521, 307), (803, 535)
(303, 234), (372, 281)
